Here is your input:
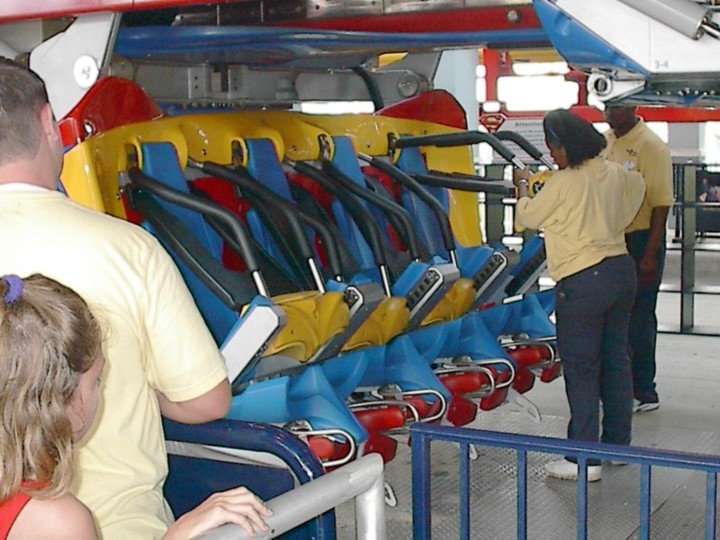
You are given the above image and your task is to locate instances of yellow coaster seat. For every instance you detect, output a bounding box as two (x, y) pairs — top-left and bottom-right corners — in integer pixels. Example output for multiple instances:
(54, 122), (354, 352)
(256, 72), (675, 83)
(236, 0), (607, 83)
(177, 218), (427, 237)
(269, 291), (350, 361)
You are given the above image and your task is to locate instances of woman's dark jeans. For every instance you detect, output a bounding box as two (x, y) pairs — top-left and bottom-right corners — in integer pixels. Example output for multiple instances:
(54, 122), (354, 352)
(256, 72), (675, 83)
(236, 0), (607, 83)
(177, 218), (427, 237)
(555, 254), (637, 465)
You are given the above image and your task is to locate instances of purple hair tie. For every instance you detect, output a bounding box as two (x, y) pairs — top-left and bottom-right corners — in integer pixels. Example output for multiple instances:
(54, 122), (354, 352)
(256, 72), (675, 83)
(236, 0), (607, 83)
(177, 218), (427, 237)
(2, 275), (24, 304)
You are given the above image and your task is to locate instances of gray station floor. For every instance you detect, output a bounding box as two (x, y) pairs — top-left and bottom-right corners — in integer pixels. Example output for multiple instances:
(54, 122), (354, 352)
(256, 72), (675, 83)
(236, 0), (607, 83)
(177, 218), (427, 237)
(335, 243), (720, 539)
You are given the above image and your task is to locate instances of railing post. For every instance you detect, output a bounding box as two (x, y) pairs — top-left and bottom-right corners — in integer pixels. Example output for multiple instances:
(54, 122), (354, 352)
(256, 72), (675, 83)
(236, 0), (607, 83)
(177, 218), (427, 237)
(355, 459), (387, 539)
(706, 472), (717, 539)
(412, 431), (432, 540)
(516, 450), (528, 540)
(460, 443), (470, 540)
(576, 456), (588, 540)
(639, 464), (652, 540)
(680, 163), (697, 332)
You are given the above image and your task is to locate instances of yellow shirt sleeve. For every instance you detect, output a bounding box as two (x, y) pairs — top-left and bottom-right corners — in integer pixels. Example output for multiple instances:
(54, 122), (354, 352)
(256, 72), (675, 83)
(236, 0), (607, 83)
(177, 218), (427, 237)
(637, 137), (674, 209)
(515, 174), (563, 231)
(605, 120), (674, 232)
(142, 238), (228, 402)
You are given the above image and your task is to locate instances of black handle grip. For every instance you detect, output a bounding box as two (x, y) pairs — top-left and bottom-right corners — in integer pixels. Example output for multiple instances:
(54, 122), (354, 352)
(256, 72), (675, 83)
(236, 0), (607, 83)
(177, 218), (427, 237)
(414, 171), (515, 196)
(394, 131), (518, 166)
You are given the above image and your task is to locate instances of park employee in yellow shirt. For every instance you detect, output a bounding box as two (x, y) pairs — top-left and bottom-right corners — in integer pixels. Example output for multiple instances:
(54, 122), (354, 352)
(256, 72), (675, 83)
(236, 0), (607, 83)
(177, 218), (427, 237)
(514, 109), (646, 483)
(604, 106), (674, 414)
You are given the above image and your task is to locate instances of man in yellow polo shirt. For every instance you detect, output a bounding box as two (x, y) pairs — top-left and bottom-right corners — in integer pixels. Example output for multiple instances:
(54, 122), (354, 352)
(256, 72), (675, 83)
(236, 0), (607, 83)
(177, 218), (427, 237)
(604, 106), (674, 413)
(0, 57), (234, 538)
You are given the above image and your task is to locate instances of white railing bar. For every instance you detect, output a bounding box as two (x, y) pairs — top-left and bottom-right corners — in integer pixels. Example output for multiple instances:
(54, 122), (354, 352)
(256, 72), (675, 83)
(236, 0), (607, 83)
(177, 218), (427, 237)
(198, 453), (386, 540)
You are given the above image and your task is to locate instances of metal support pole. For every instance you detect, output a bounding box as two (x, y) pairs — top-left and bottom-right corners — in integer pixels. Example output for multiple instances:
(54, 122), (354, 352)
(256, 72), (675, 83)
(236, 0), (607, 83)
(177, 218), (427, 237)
(484, 164), (508, 245)
(705, 471), (717, 539)
(516, 450), (528, 540)
(355, 457), (387, 539)
(639, 465), (653, 540)
(680, 164), (697, 332)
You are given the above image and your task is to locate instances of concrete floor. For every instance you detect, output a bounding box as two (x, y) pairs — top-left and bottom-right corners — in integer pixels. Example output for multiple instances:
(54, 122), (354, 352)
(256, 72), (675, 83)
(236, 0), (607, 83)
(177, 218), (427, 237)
(530, 241), (720, 433)
(334, 330), (720, 540)
(528, 332), (720, 435)
(336, 243), (720, 539)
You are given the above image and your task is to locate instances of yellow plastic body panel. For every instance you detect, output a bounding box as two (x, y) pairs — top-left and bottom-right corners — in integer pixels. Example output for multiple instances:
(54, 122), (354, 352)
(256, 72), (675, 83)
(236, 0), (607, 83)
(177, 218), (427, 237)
(264, 291), (349, 362)
(420, 277), (476, 327)
(61, 110), (483, 246)
(61, 143), (108, 212)
(341, 296), (410, 352)
(227, 111), (331, 163)
(264, 305), (320, 361)
(60, 111), (286, 218)
(310, 291), (352, 345)
(292, 113), (401, 157)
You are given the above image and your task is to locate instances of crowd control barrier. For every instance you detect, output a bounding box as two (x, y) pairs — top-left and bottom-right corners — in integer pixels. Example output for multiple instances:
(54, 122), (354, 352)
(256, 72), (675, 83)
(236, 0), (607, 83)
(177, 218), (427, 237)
(411, 423), (720, 540)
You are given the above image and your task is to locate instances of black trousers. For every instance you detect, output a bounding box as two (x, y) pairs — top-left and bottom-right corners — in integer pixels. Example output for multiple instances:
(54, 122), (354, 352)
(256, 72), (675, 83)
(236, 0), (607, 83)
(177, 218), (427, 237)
(626, 230), (665, 403)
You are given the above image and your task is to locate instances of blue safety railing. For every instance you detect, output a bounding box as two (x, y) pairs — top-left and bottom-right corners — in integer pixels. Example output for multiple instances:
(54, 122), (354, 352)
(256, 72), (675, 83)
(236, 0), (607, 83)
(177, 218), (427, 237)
(411, 423), (720, 540)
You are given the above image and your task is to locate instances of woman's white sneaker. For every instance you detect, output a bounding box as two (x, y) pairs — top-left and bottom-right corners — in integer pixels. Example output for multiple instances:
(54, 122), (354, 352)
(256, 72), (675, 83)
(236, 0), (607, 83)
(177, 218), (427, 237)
(633, 399), (659, 413)
(544, 460), (602, 482)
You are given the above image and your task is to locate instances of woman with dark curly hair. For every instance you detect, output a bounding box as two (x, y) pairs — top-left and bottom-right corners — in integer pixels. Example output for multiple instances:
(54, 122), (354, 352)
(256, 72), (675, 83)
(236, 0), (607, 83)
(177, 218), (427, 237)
(514, 109), (646, 482)
(0, 274), (271, 539)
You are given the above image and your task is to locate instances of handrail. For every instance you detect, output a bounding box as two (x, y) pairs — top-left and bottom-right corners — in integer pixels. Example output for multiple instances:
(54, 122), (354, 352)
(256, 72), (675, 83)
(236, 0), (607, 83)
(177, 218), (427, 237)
(163, 418), (334, 539)
(413, 171), (515, 196)
(197, 453), (386, 540)
(164, 418), (326, 486)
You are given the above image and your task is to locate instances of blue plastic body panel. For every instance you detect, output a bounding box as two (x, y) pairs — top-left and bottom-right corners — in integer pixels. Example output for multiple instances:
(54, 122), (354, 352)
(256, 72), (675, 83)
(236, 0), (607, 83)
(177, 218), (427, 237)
(227, 364), (368, 442)
(163, 418), (334, 540)
(138, 142), (370, 443)
(479, 293), (556, 340)
(116, 25), (548, 68)
(395, 145), (451, 259)
(533, 0), (648, 75)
